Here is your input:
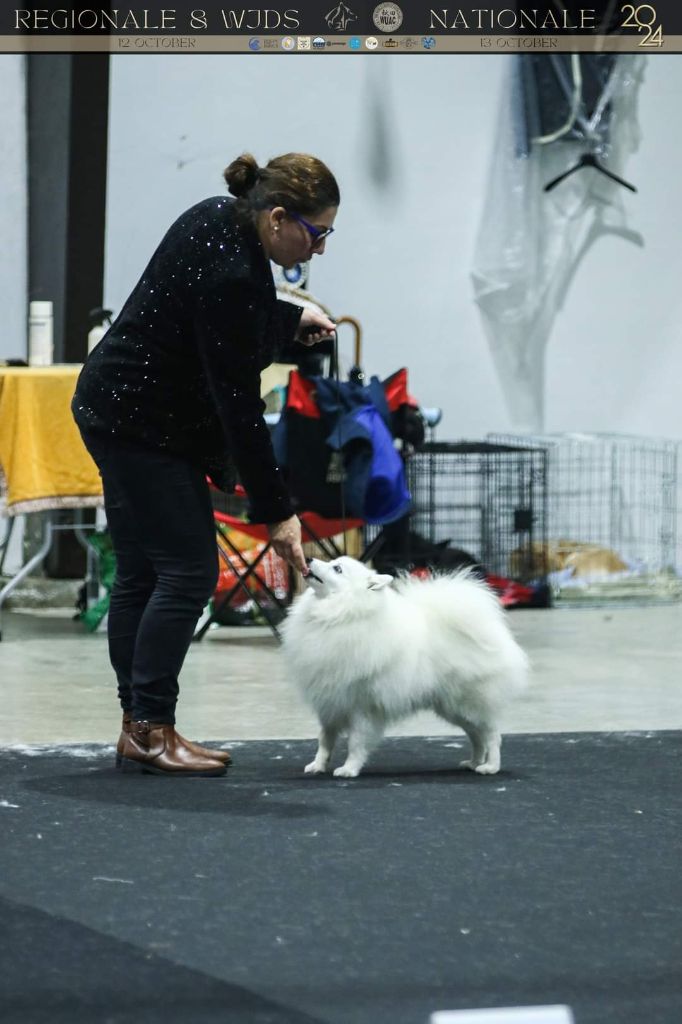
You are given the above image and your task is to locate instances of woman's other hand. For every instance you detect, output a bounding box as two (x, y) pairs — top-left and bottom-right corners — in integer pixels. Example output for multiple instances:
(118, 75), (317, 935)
(268, 515), (308, 575)
(296, 307), (336, 346)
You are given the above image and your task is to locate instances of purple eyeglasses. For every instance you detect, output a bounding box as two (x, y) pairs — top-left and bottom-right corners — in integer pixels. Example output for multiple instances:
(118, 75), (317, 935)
(287, 211), (335, 246)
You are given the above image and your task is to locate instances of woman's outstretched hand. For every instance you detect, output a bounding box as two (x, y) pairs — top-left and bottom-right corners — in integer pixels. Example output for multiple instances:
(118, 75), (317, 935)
(268, 515), (308, 575)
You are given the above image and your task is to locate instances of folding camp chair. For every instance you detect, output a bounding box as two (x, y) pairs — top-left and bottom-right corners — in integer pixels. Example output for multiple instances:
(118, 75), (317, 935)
(194, 483), (378, 642)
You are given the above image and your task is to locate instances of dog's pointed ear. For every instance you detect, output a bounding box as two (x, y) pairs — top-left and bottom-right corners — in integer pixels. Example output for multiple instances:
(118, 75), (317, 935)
(367, 573), (393, 591)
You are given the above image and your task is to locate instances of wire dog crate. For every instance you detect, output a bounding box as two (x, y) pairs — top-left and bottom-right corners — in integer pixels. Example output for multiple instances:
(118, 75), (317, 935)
(403, 442), (548, 584)
(488, 432), (681, 603)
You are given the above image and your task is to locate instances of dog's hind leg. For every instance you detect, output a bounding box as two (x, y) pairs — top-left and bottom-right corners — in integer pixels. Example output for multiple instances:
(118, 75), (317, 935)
(459, 721), (501, 775)
(437, 708), (502, 775)
(304, 722), (341, 775)
(334, 714), (385, 778)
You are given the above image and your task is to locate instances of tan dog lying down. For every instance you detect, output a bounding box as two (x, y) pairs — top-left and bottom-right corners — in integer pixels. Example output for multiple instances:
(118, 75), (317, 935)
(510, 540), (628, 579)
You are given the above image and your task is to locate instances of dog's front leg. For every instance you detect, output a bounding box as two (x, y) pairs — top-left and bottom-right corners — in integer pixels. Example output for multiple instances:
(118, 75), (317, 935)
(304, 723), (339, 775)
(334, 715), (384, 778)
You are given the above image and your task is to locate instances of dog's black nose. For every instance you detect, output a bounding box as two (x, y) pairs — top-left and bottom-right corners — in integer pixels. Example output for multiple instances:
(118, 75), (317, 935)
(306, 556), (313, 566)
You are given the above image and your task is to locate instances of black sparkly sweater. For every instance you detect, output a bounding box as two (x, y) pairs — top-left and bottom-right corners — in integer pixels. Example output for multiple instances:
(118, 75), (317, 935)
(72, 196), (303, 523)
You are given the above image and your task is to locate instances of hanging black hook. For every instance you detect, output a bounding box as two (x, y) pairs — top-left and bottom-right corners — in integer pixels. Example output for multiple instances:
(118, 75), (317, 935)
(545, 152), (637, 193)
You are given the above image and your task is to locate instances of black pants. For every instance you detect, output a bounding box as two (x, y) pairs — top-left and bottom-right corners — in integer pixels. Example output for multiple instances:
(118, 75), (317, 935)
(82, 433), (219, 724)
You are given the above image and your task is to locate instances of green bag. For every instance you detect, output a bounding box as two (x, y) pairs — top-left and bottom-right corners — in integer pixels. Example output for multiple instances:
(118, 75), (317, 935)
(79, 530), (116, 633)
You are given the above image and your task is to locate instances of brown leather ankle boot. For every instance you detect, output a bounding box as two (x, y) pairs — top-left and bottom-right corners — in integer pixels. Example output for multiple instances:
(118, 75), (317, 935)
(119, 720), (227, 776)
(116, 714), (231, 768)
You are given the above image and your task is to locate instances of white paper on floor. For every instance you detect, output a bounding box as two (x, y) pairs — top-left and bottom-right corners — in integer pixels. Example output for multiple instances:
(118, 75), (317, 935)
(430, 1006), (574, 1024)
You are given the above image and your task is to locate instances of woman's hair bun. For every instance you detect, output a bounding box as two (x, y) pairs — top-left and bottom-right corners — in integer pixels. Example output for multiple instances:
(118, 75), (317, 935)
(223, 152), (339, 218)
(223, 153), (260, 198)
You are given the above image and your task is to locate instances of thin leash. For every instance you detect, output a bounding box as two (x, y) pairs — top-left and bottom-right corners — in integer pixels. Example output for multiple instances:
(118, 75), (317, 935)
(331, 324), (348, 556)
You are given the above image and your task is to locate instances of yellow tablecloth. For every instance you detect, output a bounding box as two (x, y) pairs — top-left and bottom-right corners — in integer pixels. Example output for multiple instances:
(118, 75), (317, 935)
(0, 365), (103, 515)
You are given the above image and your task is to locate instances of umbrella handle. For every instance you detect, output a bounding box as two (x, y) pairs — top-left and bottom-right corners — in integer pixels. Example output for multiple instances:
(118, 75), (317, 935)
(334, 316), (362, 368)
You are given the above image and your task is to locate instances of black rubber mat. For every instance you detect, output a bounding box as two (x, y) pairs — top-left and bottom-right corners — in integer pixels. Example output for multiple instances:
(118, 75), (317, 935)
(0, 732), (680, 1024)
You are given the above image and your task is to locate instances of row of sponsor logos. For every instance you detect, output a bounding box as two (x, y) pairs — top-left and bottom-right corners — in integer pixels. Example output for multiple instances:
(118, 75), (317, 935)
(248, 35), (437, 50)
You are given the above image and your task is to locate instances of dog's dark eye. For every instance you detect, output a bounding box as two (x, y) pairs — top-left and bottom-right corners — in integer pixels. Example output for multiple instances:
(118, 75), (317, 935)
(333, 565), (343, 574)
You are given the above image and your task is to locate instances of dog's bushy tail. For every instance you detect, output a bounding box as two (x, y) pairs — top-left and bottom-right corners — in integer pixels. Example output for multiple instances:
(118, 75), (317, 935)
(394, 568), (529, 696)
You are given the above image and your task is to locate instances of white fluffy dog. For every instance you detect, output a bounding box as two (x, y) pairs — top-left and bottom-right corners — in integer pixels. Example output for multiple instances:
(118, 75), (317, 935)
(281, 557), (528, 778)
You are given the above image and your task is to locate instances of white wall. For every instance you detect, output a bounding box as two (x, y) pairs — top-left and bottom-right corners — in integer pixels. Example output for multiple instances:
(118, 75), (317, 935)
(0, 56), (27, 361)
(548, 55), (681, 439)
(105, 54), (682, 442)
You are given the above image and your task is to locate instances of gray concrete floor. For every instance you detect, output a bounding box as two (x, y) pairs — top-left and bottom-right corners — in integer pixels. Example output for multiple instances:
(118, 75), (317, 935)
(1, 601), (681, 748)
